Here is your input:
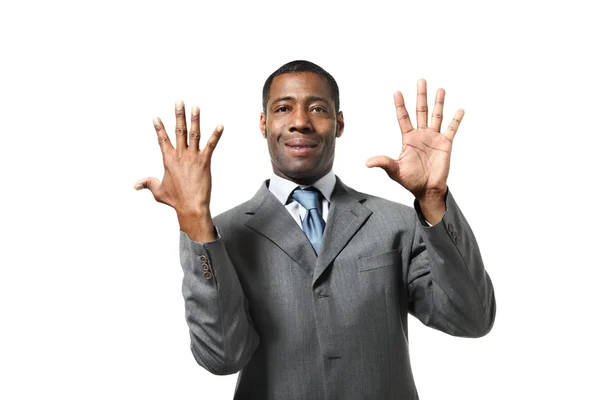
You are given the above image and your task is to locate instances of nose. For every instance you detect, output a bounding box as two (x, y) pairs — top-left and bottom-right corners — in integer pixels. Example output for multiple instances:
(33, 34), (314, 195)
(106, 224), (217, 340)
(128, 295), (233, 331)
(289, 109), (313, 133)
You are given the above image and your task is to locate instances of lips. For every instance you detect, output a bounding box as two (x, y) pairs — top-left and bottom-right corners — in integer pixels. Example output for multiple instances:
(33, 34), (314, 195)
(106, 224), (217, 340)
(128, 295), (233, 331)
(285, 138), (318, 147)
(285, 139), (318, 156)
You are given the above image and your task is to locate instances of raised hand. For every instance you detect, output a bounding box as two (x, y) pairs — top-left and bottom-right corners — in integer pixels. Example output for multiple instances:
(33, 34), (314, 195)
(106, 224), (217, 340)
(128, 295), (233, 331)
(134, 101), (223, 241)
(366, 79), (464, 223)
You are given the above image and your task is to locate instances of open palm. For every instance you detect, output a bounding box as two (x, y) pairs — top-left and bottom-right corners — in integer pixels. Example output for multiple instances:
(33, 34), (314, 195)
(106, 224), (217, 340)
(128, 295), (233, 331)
(367, 79), (464, 200)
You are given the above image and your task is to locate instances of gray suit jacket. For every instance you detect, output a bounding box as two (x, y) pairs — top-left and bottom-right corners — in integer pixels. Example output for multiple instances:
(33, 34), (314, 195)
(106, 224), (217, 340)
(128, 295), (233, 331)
(179, 177), (495, 399)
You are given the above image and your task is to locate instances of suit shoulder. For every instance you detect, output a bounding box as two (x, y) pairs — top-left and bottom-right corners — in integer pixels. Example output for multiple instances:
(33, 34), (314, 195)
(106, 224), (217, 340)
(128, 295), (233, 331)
(213, 199), (252, 227)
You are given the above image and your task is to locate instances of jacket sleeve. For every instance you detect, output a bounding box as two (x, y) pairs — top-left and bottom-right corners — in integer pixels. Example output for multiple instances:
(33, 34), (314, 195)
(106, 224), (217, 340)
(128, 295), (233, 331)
(407, 190), (496, 338)
(179, 230), (260, 375)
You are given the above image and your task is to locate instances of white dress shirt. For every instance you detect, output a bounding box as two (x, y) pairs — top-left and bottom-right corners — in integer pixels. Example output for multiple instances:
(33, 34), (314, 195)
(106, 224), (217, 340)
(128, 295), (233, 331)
(269, 170), (436, 228)
(268, 170), (336, 228)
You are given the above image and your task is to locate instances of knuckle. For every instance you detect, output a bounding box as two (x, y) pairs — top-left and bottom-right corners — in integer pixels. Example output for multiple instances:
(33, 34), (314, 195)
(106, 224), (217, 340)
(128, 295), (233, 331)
(416, 106), (428, 112)
(189, 131), (200, 140)
(397, 113), (409, 120)
(433, 113), (443, 119)
(175, 127), (188, 136)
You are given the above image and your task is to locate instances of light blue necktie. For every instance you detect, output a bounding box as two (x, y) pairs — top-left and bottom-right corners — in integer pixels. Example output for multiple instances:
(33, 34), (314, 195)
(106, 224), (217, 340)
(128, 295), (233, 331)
(292, 187), (326, 255)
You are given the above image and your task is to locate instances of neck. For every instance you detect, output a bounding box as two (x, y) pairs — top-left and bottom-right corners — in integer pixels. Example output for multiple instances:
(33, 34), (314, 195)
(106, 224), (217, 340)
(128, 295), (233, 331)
(273, 169), (330, 186)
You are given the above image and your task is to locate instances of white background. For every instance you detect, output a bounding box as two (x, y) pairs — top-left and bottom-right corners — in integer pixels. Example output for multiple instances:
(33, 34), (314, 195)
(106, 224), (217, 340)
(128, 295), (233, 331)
(1, 0), (598, 398)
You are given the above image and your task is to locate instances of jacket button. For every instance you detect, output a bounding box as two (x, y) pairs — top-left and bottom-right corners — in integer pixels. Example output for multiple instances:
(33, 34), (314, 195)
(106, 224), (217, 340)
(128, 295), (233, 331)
(448, 223), (454, 232)
(455, 236), (461, 245)
(200, 254), (208, 263)
(202, 262), (210, 271)
(204, 271), (213, 280)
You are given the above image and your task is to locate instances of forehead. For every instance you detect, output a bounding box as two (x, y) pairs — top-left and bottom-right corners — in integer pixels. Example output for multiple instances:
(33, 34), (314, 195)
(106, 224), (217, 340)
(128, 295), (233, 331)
(268, 72), (333, 104)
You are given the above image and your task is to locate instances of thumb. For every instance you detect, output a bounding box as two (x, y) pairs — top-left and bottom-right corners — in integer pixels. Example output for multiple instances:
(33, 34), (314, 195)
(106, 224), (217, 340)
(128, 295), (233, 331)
(366, 156), (397, 175)
(134, 177), (161, 193)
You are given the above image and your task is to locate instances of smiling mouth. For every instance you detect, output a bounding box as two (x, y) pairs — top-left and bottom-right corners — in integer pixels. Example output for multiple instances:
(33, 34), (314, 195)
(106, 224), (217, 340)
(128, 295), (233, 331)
(285, 144), (317, 155)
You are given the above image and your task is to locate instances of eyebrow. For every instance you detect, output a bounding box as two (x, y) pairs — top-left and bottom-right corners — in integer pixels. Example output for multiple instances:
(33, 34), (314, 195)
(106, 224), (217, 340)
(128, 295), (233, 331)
(270, 96), (330, 106)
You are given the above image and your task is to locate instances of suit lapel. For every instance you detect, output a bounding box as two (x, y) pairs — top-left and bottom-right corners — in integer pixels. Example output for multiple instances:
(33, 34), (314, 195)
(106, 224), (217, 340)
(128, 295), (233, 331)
(244, 181), (317, 276)
(312, 177), (373, 287)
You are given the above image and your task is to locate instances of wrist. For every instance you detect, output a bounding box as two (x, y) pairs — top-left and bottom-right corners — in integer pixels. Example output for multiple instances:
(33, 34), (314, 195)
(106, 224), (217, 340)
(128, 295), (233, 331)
(415, 186), (447, 203)
(176, 206), (211, 220)
(177, 209), (216, 242)
(416, 187), (447, 225)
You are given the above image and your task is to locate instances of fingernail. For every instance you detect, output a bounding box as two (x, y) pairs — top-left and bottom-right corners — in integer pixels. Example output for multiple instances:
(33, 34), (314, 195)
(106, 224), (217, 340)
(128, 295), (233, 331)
(134, 183), (143, 190)
(176, 100), (184, 110)
(192, 106), (199, 116)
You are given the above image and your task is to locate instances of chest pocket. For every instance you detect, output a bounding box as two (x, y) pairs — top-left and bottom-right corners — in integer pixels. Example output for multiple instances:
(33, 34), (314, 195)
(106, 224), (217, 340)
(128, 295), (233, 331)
(357, 250), (400, 272)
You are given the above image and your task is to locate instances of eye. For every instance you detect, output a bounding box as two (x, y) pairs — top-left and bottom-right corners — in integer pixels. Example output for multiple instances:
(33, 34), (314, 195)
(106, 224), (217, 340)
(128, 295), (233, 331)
(275, 106), (290, 113)
(311, 106), (326, 113)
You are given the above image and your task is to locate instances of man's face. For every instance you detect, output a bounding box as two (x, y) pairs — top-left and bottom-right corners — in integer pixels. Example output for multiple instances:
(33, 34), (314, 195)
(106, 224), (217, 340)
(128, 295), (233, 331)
(260, 72), (344, 185)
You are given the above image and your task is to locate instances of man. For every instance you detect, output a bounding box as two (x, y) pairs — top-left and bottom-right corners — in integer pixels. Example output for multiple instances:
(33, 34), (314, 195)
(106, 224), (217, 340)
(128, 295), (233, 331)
(134, 60), (495, 399)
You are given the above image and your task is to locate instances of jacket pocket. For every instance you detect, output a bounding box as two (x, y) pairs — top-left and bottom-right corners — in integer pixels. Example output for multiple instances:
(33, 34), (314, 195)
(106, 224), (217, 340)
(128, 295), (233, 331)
(358, 250), (400, 272)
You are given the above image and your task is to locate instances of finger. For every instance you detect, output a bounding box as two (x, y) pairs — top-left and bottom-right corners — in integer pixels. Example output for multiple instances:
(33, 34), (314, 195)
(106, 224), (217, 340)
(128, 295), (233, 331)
(394, 91), (414, 134)
(443, 109), (465, 142)
(189, 106), (201, 152)
(153, 117), (174, 156)
(416, 79), (428, 129)
(134, 177), (161, 193)
(365, 155), (399, 176)
(430, 88), (446, 132)
(202, 124), (224, 159)
(175, 100), (188, 154)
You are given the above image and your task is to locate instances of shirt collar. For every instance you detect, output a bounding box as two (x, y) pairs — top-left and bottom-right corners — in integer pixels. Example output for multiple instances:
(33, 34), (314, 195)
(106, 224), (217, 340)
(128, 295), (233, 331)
(269, 169), (336, 205)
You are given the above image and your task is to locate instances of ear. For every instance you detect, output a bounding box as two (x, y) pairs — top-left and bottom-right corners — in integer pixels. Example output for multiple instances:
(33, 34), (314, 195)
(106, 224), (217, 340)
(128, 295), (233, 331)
(260, 112), (267, 138)
(335, 111), (345, 138)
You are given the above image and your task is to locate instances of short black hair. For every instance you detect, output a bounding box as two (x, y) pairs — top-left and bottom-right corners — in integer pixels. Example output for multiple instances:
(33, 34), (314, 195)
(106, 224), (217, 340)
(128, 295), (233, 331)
(262, 60), (340, 113)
